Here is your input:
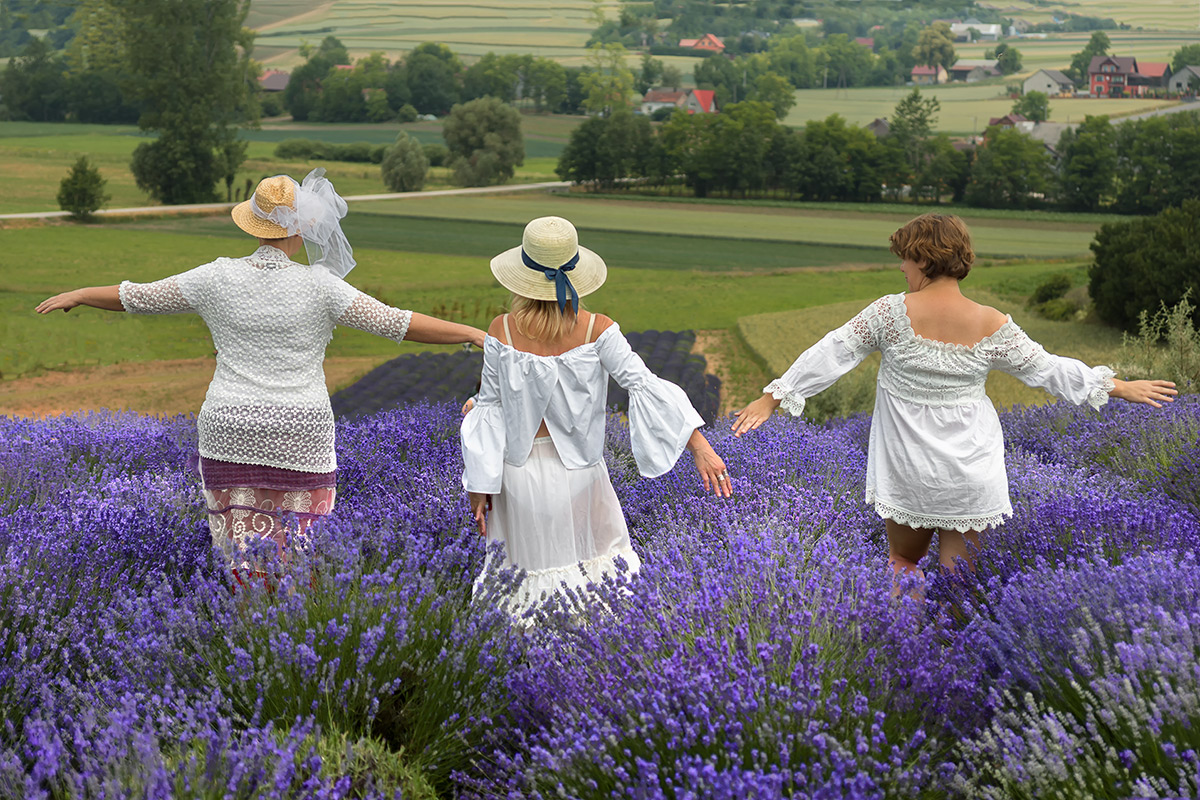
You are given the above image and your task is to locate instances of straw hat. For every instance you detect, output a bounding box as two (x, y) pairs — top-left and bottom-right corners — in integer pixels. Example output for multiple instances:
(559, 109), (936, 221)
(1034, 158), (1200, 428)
(231, 175), (297, 239)
(490, 216), (607, 303)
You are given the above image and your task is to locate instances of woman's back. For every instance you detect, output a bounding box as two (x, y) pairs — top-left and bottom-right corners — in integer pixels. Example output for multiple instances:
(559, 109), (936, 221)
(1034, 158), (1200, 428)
(902, 288), (1008, 349)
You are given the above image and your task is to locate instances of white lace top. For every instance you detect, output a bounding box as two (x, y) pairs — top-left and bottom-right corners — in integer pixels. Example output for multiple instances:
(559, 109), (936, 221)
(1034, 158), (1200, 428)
(460, 322), (705, 494)
(119, 246), (413, 473)
(765, 293), (1116, 531)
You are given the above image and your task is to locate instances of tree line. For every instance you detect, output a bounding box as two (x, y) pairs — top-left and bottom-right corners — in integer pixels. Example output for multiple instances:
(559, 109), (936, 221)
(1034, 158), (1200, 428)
(557, 89), (1200, 216)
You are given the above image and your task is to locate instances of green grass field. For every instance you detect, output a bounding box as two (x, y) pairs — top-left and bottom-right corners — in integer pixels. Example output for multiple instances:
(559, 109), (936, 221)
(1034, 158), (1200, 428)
(987, 1), (1200, 30)
(956, 30), (1200, 74)
(785, 81), (1178, 133)
(2, 213), (1085, 380)
(348, 192), (1105, 259)
(249, 0), (619, 68)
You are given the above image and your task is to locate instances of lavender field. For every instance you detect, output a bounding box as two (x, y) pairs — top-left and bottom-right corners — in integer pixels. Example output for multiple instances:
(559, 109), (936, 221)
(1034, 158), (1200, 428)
(2, 398), (1199, 799)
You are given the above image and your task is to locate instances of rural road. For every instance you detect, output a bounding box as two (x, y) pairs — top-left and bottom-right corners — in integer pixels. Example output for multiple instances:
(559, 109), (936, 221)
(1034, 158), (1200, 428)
(0, 180), (571, 221)
(1114, 99), (1200, 123)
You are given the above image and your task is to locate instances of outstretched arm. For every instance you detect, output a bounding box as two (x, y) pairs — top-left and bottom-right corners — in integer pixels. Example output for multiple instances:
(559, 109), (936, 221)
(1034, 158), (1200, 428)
(687, 429), (732, 497)
(1110, 378), (1177, 408)
(731, 393), (781, 437)
(405, 312), (486, 348)
(36, 286), (124, 314)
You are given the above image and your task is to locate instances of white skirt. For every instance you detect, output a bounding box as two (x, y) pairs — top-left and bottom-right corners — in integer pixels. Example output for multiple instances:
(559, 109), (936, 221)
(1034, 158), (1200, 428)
(475, 436), (641, 613)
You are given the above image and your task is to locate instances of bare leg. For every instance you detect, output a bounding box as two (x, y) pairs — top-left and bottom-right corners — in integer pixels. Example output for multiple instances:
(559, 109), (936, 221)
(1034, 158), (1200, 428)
(886, 519), (934, 599)
(936, 528), (982, 575)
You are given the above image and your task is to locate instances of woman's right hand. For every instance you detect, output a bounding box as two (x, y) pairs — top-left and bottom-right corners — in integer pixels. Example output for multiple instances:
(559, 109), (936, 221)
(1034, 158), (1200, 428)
(36, 290), (82, 314)
(469, 492), (492, 535)
(1112, 378), (1177, 408)
(731, 394), (781, 437)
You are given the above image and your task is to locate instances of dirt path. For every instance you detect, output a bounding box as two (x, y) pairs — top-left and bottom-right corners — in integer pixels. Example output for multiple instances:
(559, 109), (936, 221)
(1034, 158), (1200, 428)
(692, 329), (772, 418)
(0, 356), (393, 418)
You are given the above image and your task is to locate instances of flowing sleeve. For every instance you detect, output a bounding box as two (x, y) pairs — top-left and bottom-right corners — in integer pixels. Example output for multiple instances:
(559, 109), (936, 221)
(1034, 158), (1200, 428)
(597, 324), (704, 478)
(118, 262), (216, 314)
(460, 341), (507, 494)
(763, 297), (886, 417)
(334, 290), (413, 344)
(982, 322), (1115, 410)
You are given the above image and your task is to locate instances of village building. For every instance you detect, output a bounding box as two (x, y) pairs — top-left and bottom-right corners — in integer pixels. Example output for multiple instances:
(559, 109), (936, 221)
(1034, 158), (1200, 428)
(258, 70), (290, 92)
(866, 117), (890, 138)
(1169, 65), (1200, 93)
(1089, 55), (1138, 97)
(639, 88), (718, 116)
(911, 64), (949, 85)
(1023, 69), (1074, 97)
(948, 59), (1001, 83)
(854, 37), (875, 50)
(949, 21), (1001, 42)
(988, 113), (1032, 131)
(1130, 62), (1171, 96)
(678, 33), (725, 54)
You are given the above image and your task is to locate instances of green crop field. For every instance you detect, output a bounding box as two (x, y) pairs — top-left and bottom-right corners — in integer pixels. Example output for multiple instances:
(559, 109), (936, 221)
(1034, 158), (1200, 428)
(350, 192), (1106, 259)
(956, 30), (1200, 74)
(249, 0), (620, 68)
(2, 213), (1083, 381)
(785, 81), (1178, 133)
(982, 1), (1200, 31)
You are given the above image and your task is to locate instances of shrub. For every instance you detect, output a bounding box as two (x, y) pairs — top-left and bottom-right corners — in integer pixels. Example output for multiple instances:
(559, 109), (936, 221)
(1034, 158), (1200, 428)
(369, 144), (388, 164)
(56, 155), (111, 221)
(381, 131), (429, 192)
(332, 142), (373, 163)
(422, 142), (448, 167)
(1035, 296), (1080, 321)
(259, 92), (285, 117)
(396, 103), (419, 123)
(1117, 290), (1200, 392)
(1028, 273), (1072, 306)
(274, 138), (320, 160)
(1089, 199), (1200, 331)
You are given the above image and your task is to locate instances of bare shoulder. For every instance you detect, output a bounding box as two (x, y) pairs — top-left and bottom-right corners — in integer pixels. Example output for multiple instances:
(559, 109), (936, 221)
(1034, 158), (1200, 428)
(487, 314), (507, 342)
(590, 313), (616, 336)
(979, 304), (1009, 334)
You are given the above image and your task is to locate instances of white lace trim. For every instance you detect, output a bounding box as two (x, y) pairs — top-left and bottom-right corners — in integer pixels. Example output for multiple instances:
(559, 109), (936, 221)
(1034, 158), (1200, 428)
(1088, 366), (1116, 410)
(867, 491), (1011, 533)
(764, 379), (806, 417)
(477, 545), (642, 615)
(197, 404), (338, 473)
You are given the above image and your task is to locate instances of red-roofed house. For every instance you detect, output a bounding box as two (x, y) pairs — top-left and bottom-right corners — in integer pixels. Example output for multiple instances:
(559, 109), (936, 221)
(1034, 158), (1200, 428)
(854, 37), (875, 50)
(639, 88), (718, 116)
(688, 89), (716, 113)
(258, 70), (290, 92)
(988, 113), (1029, 129)
(1089, 55), (1138, 97)
(911, 64), (948, 85)
(1130, 61), (1170, 95)
(679, 33), (725, 54)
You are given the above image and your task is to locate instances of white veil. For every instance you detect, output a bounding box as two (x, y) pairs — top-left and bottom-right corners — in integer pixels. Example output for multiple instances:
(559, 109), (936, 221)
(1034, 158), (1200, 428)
(250, 168), (357, 278)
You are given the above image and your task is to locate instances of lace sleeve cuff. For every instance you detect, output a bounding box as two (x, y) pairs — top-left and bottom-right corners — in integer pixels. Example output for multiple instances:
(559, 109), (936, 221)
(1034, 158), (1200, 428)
(1087, 366), (1116, 411)
(337, 294), (412, 343)
(764, 379), (806, 417)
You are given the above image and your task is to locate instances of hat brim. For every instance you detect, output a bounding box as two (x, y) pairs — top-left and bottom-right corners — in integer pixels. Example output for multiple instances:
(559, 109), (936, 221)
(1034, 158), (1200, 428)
(232, 200), (291, 239)
(490, 245), (607, 303)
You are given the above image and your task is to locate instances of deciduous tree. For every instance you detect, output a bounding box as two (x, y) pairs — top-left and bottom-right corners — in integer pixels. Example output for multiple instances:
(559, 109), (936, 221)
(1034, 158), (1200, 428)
(1012, 90), (1049, 122)
(381, 131), (429, 192)
(580, 42), (634, 115)
(443, 96), (524, 186)
(965, 127), (1050, 208)
(912, 22), (956, 70)
(1056, 115), (1116, 211)
(1068, 31), (1110, 87)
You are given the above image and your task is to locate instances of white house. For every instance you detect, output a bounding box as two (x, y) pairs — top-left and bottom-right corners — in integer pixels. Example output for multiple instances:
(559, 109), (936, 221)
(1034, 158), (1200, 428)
(1023, 69), (1075, 96)
(949, 22), (1001, 42)
(1169, 66), (1200, 93)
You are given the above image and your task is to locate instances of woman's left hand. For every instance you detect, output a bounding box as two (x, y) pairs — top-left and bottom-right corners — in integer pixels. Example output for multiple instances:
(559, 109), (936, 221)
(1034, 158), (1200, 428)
(1112, 378), (1178, 408)
(469, 492), (492, 535)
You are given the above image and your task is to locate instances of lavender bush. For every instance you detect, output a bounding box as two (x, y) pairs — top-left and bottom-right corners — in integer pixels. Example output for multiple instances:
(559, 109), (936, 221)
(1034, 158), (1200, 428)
(0, 396), (1198, 798)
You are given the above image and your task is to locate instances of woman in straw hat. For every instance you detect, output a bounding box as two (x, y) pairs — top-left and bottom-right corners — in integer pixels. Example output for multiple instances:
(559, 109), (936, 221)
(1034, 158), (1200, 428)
(461, 216), (731, 613)
(37, 169), (486, 578)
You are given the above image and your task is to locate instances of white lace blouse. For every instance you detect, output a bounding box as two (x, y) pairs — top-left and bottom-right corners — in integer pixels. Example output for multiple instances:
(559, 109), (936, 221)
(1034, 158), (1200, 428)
(119, 245), (413, 473)
(765, 293), (1116, 531)
(460, 322), (705, 494)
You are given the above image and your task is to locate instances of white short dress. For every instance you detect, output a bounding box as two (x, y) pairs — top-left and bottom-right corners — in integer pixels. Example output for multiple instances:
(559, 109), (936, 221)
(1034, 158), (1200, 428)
(765, 293), (1116, 532)
(460, 316), (704, 612)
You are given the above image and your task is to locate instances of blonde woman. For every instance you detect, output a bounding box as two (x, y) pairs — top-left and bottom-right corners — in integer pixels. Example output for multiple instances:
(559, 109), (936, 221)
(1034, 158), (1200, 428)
(38, 169), (485, 579)
(461, 216), (730, 612)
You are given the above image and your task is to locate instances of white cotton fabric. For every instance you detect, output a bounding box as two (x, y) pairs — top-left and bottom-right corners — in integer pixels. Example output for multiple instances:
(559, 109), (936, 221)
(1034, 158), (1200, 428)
(461, 321), (703, 609)
(475, 437), (642, 614)
(118, 245), (413, 472)
(765, 293), (1116, 532)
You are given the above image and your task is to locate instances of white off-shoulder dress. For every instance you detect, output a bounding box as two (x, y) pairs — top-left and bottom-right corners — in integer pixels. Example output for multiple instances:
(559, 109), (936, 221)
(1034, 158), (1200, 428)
(461, 316), (704, 612)
(765, 293), (1115, 532)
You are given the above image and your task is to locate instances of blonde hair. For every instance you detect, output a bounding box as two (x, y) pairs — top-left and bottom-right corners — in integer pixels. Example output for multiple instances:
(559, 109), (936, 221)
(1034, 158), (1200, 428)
(510, 295), (582, 342)
(888, 214), (975, 281)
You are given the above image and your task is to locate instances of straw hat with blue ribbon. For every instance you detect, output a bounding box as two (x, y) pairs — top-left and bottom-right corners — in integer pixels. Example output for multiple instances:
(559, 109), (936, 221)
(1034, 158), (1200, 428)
(490, 216), (607, 313)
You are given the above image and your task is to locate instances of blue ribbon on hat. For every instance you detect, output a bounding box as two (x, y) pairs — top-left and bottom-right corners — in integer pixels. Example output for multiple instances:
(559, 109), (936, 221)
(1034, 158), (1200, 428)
(522, 249), (580, 313)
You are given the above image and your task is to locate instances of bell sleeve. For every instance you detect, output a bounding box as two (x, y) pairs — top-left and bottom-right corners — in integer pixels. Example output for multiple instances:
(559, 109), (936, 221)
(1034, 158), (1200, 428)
(982, 322), (1115, 410)
(597, 325), (704, 478)
(460, 343), (507, 494)
(763, 297), (885, 417)
(118, 262), (216, 314)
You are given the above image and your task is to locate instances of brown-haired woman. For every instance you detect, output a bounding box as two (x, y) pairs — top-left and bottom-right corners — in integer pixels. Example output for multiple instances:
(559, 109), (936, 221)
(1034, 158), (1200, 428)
(732, 213), (1176, 591)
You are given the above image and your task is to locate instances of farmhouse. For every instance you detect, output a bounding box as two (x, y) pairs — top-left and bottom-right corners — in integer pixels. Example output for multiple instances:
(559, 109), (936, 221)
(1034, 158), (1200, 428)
(1023, 69), (1074, 97)
(854, 37), (875, 50)
(911, 64), (949, 85)
(988, 113), (1031, 131)
(1089, 55), (1138, 97)
(866, 117), (890, 138)
(1130, 62), (1170, 96)
(639, 88), (718, 115)
(949, 22), (1001, 42)
(1169, 65), (1200, 93)
(948, 59), (1001, 83)
(258, 70), (290, 92)
(678, 33), (725, 54)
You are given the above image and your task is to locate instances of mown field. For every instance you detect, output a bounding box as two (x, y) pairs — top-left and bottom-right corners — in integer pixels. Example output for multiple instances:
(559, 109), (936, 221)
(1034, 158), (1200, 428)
(248, 0), (619, 68)
(983, 0), (1200, 30)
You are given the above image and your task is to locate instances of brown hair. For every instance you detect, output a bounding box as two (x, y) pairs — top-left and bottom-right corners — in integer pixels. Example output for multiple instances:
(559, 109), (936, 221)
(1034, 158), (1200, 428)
(888, 214), (975, 281)
(510, 294), (582, 342)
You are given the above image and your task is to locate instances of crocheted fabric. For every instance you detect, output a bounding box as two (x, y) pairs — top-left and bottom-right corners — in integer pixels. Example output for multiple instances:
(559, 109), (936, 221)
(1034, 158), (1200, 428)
(120, 246), (414, 472)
